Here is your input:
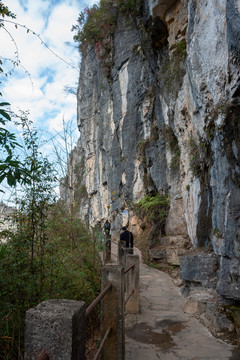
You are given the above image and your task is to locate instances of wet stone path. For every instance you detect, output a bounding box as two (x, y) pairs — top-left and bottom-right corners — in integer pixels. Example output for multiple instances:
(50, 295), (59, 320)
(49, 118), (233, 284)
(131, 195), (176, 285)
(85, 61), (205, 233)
(124, 252), (240, 360)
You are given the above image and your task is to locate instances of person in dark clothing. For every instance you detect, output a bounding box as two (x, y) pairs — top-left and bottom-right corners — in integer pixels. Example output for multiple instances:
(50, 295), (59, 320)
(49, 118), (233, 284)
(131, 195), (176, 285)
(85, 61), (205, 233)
(120, 226), (134, 253)
(103, 220), (111, 235)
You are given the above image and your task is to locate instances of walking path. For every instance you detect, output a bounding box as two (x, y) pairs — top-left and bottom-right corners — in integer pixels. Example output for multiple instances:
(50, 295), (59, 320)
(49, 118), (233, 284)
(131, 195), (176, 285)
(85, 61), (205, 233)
(110, 243), (240, 360)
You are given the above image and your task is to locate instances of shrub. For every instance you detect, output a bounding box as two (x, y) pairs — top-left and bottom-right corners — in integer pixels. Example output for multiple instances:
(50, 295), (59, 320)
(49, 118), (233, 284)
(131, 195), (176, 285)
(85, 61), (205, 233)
(162, 126), (181, 169)
(188, 136), (210, 177)
(72, 1), (117, 58)
(159, 39), (187, 96)
(72, 0), (143, 59)
(133, 193), (170, 223)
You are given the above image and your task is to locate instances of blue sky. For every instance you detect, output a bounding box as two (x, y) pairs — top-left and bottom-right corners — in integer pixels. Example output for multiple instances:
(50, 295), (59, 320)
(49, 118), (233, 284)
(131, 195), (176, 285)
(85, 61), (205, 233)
(0, 0), (97, 201)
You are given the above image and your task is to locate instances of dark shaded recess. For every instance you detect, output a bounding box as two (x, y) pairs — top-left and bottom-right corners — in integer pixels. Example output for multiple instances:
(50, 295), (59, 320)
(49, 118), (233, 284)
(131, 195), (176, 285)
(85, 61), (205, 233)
(232, 80), (240, 98)
(222, 104), (240, 187)
(145, 171), (158, 194)
(226, 0), (240, 97)
(226, 0), (240, 70)
(196, 185), (212, 248)
(187, 0), (196, 41)
(196, 143), (213, 247)
(145, 16), (168, 50)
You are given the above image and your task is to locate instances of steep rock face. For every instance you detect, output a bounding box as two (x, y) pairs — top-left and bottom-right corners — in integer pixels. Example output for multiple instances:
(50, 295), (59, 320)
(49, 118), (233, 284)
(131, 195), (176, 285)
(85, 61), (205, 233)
(70, 0), (240, 302)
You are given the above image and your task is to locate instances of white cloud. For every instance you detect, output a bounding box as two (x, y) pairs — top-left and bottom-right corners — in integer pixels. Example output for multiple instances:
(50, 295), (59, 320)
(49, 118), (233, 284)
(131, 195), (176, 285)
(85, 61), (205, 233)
(1, 0), (84, 129)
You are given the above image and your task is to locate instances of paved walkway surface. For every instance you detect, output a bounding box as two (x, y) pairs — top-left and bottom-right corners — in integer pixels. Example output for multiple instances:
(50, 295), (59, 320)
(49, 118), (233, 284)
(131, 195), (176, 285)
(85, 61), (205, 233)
(109, 244), (240, 360)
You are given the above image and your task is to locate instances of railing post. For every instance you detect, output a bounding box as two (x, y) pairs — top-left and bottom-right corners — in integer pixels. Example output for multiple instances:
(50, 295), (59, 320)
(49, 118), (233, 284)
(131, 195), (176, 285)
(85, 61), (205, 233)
(125, 255), (140, 314)
(103, 236), (111, 264)
(118, 241), (125, 266)
(101, 265), (125, 360)
(118, 242), (134, 266)
(24, 299), (86, 360)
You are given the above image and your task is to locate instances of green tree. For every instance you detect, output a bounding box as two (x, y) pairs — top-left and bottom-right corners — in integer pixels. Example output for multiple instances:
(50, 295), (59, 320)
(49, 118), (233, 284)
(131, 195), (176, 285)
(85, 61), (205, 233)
(0, 102), (31, 190)
(0, 3), (31, 190)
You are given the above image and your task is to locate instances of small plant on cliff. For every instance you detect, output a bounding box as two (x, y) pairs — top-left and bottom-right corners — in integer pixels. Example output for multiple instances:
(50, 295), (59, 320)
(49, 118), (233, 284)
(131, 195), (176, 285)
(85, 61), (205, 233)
(117, 0), (142, 16)
(160, 39), (187, 96)
(169, 39), (187, 58)
(162, 125), (181, 169)
(222, 305), (240, 346)
(204, 101), (238, 140)
(212, 227), (222, 238)
(133, 193), (170, 223)
(188, 136), (211, 177)
(72, 1), (117, 59)
(136, 125), (159, 160)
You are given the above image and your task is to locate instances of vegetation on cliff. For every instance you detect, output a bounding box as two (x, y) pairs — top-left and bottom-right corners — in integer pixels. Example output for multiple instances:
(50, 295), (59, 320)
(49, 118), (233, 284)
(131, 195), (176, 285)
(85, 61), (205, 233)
(72, 0), (142, 59)
(133, 193), (170, 223)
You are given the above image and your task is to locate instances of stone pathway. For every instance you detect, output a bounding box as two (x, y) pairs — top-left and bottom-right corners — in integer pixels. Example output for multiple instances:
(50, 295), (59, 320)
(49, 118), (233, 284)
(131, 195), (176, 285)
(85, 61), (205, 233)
(120, 247), (240, 360)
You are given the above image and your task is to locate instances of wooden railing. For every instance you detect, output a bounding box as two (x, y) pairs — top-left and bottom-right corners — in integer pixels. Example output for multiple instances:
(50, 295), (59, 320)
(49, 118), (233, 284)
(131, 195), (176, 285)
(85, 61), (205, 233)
(25, 244), (140, 360)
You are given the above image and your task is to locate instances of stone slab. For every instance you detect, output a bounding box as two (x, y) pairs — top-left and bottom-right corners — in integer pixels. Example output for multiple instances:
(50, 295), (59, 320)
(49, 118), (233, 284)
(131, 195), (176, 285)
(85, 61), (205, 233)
(24, 299), (86, 360)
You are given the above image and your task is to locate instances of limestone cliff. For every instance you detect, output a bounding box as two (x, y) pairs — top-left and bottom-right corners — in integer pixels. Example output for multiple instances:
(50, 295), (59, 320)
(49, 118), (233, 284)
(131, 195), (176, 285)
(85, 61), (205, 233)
(67, 0), (240, 304)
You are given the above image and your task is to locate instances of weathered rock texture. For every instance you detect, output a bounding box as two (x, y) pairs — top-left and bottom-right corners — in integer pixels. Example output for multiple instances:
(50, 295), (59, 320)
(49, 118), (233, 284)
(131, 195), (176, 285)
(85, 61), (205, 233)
(67, 0), (240, 303)
(24, 299), (86, 360)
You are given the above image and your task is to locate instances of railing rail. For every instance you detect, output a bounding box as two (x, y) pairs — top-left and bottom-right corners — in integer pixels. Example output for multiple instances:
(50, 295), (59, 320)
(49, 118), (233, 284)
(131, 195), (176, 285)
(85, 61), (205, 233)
(124, 263), (134, 274)
(86, 283), (112, 317)
(125, 289), (134, 305)
(92, 327), (111, 360)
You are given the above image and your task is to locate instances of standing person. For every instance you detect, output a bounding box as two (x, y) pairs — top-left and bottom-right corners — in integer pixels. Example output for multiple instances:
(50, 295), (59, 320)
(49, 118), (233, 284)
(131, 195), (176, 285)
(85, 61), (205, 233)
(120, 226), (134, 254)
(103, 219), (111, 235)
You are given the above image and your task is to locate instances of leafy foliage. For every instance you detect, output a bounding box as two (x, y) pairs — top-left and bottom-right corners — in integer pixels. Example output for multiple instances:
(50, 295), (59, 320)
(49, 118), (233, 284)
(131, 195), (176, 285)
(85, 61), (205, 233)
(0, 3), (16, 22)
(0, 103), (31, 190)
(72, 0), (142, 58)
(0, 3), (32, 190)
(160, 39), (187, 97)
(133, 193), (170, 223)
(117, 0), (142, 15)
(188, 136), (211, 177)
(72, 0), (117, 58)
(162, 125), (181, 169)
